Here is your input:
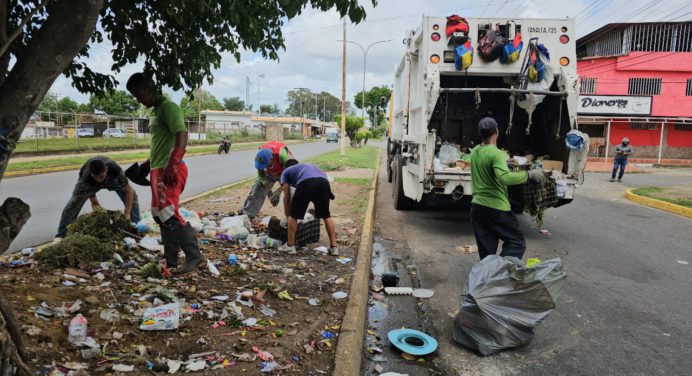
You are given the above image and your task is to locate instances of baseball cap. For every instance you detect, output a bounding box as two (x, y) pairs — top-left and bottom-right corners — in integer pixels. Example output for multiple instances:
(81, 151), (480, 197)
(622, 137), (629, 144)
(478, 117), (498, 137)
(255, 148), (274, 170)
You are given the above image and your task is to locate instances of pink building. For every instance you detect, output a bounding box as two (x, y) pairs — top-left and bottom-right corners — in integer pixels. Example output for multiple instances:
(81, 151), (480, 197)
(576, 21), (692, 162)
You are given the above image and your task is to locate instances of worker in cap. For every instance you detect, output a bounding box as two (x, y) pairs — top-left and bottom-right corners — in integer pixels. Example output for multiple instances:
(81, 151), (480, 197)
(611, 137), (633, 182)
(470, 117), (544, 260)
(240, 141), (294, 219)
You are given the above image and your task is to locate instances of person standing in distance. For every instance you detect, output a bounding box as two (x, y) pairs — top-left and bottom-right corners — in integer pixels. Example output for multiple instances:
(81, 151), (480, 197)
(470, 117), (544, 260)
(127, 72), (203, 275)
(610, 137), (633, 182)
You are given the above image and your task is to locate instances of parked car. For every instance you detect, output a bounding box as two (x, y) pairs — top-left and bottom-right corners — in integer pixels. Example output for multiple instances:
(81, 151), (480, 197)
(76, 128), (95, 137)
(326, 132), (339, 143)
(103, 128), (127, 138)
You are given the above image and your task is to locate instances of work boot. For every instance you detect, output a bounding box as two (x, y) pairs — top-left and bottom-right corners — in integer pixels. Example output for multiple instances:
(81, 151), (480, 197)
(278, 243), (297, 255)
(617, 178), (622, 182)
(174, 222), (205, 275)
(609, 178), (615, 182)
(329, 246), (339, 256)
(159, 224), (180, 268)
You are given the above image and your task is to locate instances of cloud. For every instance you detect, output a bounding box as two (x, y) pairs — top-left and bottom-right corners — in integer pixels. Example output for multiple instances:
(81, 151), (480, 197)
(46, 0), (689, 111)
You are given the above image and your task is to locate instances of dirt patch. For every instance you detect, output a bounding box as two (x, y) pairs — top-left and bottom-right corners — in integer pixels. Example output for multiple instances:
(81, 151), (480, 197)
(327, 168), (374, 180)
(653, 187), (692, 201)
(0, 174), (372, 374)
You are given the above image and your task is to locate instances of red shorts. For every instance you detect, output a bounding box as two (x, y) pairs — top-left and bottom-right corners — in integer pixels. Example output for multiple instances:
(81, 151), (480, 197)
(150, 163), (188, 224)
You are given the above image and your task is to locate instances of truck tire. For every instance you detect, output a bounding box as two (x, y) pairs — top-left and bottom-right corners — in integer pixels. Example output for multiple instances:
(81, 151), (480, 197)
(392, 154), (414, 210)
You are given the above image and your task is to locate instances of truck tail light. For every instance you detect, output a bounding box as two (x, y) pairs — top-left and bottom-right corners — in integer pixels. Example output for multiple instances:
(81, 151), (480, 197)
(433, 24), (439, 31)
(560, 35), (569, 44)
(431, 32), (441, 42)
(560, 57), (570, 66)
(430, 54), (440, 64)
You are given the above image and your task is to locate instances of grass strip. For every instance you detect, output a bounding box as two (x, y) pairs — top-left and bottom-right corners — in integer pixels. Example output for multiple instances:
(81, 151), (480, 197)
(632, 186), (692, 209)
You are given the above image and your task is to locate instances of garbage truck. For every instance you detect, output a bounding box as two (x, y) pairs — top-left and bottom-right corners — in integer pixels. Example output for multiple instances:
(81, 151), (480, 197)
(387, 16), (589, 211)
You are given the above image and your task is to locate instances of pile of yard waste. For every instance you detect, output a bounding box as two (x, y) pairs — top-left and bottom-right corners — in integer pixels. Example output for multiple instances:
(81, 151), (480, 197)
(0, 205), (359, 375)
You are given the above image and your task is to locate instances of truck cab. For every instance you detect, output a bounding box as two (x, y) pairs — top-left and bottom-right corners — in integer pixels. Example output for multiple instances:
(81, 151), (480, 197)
(388, 16), (589, 210)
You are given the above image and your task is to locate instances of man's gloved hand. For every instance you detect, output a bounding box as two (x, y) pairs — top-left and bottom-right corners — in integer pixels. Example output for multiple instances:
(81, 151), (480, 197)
(269, 187), (282, 206)
(528, 169), (545, 183)
(163, 148), (185, 187)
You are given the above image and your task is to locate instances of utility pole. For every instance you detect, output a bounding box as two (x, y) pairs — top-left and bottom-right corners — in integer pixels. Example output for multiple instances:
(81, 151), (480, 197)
(257, 74), (265, 113)
(340, 19), (347, 156)
(323, 97), (326, 122)
(245, 76), (250, 111)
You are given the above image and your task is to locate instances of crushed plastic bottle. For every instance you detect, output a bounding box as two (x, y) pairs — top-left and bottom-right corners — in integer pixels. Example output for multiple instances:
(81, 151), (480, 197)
(257, 236), (283, 249)
(68, 314), (88, 346)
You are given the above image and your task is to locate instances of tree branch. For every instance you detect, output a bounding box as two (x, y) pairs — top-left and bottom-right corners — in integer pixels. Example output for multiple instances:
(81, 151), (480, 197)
(0, 0), (8, 86)
(0, 0), (50, 60)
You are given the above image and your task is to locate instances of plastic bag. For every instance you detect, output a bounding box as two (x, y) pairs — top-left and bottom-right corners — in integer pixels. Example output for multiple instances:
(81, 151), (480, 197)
(439, 143), (461, 166)
(139, 302), (180, 331)
(452, 255), (566, 356)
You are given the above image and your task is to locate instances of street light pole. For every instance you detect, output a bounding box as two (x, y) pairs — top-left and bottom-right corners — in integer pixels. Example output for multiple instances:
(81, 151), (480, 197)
(338, 39), (392, 127)
(257, 74), (265, 113)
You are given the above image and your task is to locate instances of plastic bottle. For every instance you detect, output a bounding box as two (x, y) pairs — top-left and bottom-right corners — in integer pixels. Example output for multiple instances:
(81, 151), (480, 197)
(257, 236), (283, 248)
(68, 314), (88, 346)
(228, 254), (238, 266)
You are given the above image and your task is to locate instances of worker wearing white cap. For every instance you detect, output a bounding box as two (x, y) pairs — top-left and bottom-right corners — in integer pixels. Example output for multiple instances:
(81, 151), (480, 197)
(611, 137), (633, 182)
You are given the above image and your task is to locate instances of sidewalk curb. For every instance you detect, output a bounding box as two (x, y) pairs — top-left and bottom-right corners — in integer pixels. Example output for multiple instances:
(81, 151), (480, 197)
(333, 147), (381, 376)
(625, 188), (692, 218)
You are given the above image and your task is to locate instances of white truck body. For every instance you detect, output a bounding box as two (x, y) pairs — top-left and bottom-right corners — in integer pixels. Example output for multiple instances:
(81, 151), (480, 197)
(388, 16), (588, 209)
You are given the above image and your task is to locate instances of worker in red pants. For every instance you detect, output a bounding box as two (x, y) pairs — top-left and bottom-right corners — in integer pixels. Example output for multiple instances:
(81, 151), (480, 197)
(127, 72), (204, 275)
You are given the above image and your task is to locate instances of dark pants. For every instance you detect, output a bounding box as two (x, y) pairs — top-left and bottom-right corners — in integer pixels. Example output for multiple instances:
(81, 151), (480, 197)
(611, 159), (627, 180)
(56, 182), (140, 238)
(470, 203), (526, 260)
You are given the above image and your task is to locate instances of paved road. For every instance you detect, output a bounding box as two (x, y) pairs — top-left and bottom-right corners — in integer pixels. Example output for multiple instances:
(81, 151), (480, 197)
(1, 142), (338, 253)
(367, 151), (692, 376)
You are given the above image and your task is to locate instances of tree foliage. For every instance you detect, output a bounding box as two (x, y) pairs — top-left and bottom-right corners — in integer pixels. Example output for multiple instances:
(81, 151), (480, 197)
(259, 104), (281, 114)
(286, 88), (343, 121)
(223, 96), (245, 111)
(354, 85), (391, 127)
(333, 114), (364, 146)
(88, 90), (139, 116)
(180, 89), (223, 119)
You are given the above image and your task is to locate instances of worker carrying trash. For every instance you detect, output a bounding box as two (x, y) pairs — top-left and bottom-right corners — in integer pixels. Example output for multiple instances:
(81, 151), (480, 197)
(54, 156), (140, 242)
(127, 72), (204, 275)
(240, 141), (294, 219)
(470, 117), (544, 260)
(276, 160), (338, 256)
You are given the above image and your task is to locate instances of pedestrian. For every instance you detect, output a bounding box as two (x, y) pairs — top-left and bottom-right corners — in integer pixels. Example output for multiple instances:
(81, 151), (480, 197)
(240, 141), (294, 219)
(470, 117), (544, 260)
(127, 72), (204, 275)
(276, 160), (338, 256)
(610, 137), (633, 182)
(54, 156), (140, 242)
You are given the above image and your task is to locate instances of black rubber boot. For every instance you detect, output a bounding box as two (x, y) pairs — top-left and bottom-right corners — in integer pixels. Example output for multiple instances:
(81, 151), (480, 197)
(159, 223), (180, 268)
(174, 223), (205, 275)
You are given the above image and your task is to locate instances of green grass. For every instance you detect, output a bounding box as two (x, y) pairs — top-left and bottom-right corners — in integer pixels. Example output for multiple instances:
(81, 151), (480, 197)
(6, 142), (268, 173)
(632, 186), (692, 209)
(14, 135), (222, 155)
(333, 177), (372, 214)
(307, 146), (379, 171)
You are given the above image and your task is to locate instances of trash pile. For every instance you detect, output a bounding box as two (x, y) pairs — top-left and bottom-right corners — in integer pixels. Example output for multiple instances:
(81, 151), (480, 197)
(0, 204), (360, 374)
(434, 143), (472, 171)
(452, 255), (566, 356)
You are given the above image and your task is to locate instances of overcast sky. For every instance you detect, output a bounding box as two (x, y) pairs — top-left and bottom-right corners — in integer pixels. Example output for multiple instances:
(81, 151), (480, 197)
(48, 0), (691, 113)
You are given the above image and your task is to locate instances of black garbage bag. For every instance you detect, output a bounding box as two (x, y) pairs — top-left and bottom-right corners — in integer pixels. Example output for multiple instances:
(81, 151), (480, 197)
(453, 255), (566, 356)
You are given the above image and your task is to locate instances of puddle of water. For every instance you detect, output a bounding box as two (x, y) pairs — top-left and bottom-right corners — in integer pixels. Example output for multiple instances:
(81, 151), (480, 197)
(362, 237), (446, 376)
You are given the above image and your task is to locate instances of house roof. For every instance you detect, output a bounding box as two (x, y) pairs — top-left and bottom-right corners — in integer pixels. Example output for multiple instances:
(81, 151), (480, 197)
(577, 21), (692, 48)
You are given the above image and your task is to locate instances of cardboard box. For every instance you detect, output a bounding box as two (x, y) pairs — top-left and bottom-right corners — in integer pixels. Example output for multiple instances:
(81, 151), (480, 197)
(455, 160), (471, 170)
(541, 160), (563, 171)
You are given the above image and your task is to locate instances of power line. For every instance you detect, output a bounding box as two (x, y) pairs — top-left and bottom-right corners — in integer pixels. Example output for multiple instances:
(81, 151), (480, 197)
(575, 0), (602, 19)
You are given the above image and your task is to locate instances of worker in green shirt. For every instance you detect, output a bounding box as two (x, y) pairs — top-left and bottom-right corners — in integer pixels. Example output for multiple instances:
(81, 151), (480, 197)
(470, 117), (544, 260)
(127, 72), (204, 275)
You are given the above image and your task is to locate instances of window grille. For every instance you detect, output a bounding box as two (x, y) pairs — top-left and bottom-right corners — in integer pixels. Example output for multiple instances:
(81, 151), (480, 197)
(628, 78), (661, 96)
(580, 77), (597, 94)
(629, 122), (657, 130)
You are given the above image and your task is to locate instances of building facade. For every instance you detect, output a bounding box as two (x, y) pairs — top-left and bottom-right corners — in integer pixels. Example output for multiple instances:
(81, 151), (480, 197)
(576, 21), (692, 161)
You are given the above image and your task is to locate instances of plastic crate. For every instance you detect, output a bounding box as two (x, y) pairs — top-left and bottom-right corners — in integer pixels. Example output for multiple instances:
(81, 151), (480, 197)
(267, 216), (321, 246)
(508, 177), (558, 215)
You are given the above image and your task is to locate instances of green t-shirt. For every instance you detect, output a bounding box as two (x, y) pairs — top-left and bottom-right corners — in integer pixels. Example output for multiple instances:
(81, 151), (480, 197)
(149, 99), (187, 169)
(470, 144), (528, 211)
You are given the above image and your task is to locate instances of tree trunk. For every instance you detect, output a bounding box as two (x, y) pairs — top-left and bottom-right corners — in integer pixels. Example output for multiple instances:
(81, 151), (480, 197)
(0, 296), (31, 375)
(0, 0), (105, 185)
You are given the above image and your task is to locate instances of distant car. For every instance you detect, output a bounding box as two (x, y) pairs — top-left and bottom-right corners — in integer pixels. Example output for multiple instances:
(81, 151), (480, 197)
(326, 132), (339, 143)
(102, 128), (126, 138)
(76, 128), (95, 137)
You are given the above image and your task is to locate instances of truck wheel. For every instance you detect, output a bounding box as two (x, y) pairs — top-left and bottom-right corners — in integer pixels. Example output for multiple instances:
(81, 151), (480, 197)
(392, 154), (413, 210)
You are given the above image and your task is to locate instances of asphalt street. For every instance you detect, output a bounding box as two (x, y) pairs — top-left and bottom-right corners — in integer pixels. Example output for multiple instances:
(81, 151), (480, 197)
(1, 141), (338, 253)
(368, 152), (692, 376)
